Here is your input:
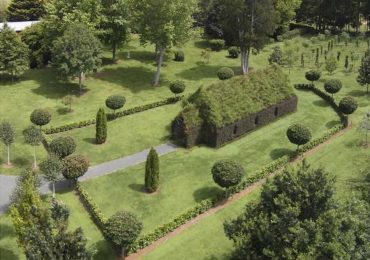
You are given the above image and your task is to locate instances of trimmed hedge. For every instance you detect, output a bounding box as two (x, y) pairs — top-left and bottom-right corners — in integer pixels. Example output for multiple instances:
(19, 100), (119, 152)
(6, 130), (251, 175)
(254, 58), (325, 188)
(43, 96), (184, 134)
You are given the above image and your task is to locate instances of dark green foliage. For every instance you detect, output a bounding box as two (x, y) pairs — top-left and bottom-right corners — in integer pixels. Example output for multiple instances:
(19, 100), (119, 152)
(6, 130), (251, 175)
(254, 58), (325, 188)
(268, 46), (284, 65)
(287, 124), (312, 148)
(224, 163), (370, 260)
(96, 108), (107, 144)
(339, 96), (358, 115)
(337, 51), (341, 61)
(324, 79), (342, 97)
(305, 69), (321, 83)
(211, 160), (243, 188)
(145, 148), (159, 193)
(217, 67), (234, 80)
(105, 95), (126, 114)
(209, 39), (225, 51)
(345, 55), (349, 70)
(62, 154), (89, 182)
(23, 125), (42, 147)
(228, 46), (239, 58)
(174, 50), (185, 61)
(105, 211), (143, 257)
(0, 120), (15, 147)
(169, 80), (186, 95)
(30, 109), (51, 129)
(49, 136), (76, 159)
(357, 56), (370, 93)
(6, 0), (45, 21)
(39, 155), (63, 197)
(0, 23), (29, 79)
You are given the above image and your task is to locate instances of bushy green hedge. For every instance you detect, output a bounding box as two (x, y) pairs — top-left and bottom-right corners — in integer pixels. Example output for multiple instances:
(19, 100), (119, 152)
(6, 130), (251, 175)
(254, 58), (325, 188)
(75, 184), (107, 234)
(43, 96), (183, 134)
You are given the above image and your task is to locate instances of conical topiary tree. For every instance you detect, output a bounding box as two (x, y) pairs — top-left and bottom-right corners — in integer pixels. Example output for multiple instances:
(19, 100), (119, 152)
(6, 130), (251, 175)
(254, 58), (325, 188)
(145, 148), (159, 193)
(96, 108), (107, 144)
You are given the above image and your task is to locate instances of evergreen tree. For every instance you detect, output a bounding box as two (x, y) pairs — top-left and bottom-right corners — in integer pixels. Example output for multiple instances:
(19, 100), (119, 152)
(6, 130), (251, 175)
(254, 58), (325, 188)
(95, 108), (107, 144)
(145, 147), (159, 193)
(357, 56), (370, 93)
(52, 23), (102, 93)
(0, 23), (29, 80)
(6, 0), (45, 21)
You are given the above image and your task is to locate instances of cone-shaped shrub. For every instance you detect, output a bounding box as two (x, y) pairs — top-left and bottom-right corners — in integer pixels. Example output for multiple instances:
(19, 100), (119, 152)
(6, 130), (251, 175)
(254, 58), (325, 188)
(145, 148), (159, 193)
(96, 108), (107, 144)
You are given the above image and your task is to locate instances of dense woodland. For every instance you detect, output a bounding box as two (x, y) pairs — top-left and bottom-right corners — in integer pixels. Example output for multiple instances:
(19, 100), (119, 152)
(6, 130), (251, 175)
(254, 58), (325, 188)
(0, 0), (369, 260)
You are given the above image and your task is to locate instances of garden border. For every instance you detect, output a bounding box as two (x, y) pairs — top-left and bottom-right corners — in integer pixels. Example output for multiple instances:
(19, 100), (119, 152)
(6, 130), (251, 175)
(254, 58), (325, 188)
(74, 84), (348, 255)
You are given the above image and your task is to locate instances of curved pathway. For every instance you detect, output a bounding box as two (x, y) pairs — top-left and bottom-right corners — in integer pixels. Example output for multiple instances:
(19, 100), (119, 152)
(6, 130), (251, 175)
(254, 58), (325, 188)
(0, 143), (178, 213)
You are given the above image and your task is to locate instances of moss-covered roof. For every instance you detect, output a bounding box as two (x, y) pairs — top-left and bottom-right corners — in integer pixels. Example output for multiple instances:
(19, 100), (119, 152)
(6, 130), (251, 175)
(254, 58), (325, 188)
(182, 65), (296, 128)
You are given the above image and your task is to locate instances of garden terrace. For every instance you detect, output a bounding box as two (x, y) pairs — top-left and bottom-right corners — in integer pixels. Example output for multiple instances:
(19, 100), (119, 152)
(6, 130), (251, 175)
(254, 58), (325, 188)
(173, 65), (298, 147)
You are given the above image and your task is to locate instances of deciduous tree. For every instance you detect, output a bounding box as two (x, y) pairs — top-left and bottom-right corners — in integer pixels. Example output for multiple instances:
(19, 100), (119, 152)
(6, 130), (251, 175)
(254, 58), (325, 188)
(23, 125), (43, 168)
(0, 120), (15, 166)
(39, 155), (63, 197)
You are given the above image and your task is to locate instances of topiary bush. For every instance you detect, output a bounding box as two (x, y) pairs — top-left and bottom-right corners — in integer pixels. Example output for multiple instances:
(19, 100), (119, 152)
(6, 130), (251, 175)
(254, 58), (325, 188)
(145, 148), (159, 193)
(96, 108), (107, 144)
(209, 39), (225, 51)
(62, 154), (89, 183)
(105, 95), (126, 115)
(49, 136), (76, 158)
(217, 67), (234, 80)
(324, 79), (342, 97)
(228, 46), (239, 58)
(211, 160), (244, 189)
(287, 124), (312, 149)
(169, 80), (186, 96)
(268, 46), (284, 65)
(339, 96), (358, 115)
(174, 50), (185, 62)
(305, 70), (321, 83)
(30, 109), (51, 129)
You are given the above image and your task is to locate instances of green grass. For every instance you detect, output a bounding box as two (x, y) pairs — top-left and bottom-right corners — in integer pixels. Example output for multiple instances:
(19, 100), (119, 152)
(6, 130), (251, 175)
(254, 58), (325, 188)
(81, 88), (337, 235)
(143, 188), (261, 260)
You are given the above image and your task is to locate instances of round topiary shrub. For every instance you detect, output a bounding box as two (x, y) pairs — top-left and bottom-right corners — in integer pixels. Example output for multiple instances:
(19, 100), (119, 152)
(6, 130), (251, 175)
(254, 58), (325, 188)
(209, 39), (225, 51)
(174, 50), (185, 62)
(339, 96), (358, 115)
(169, 80), (186, 96)
(211, 160), (244, 189)
(305, 70), (321, 83)
(324, 79), (342, 97)
(49, 136), (76, 158)
(287, 124), (312, 149)
(217, 67), (234, 80)
(105, 95), (126, 114)
(30, 109), (51, 129)
(62, 154), (89, 183)
(228, 46), (239, 58)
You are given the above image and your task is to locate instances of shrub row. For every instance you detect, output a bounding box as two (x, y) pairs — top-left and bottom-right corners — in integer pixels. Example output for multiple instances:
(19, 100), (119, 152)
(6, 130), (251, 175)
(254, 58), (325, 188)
(43, 96), (184, 134)
(294, 83), (348, 126)
(75, 184), (107, 235)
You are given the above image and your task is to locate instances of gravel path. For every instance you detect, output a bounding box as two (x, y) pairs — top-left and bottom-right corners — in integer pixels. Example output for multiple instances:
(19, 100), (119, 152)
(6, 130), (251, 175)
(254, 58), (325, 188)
(0, 143), (178, 213)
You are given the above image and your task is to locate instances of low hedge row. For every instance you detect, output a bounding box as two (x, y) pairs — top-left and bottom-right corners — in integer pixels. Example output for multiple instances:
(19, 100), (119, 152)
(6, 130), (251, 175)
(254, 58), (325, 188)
(43, 96), (184, 134)
(294, 83), (348, 126)
(75, 184), (107, 235)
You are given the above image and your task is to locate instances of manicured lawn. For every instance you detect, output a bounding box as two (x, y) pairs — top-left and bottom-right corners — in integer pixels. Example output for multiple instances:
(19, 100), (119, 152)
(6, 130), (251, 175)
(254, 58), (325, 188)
(0, 214), (24, 260)
(81, 88), (337, 235)
(51, 103), (182, 166)
(143, 188), (261, 260)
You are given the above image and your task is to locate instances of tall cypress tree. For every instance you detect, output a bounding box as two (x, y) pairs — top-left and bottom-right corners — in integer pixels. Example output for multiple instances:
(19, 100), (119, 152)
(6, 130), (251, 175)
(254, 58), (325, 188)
(145, 148), (159, 193)
(95, 108), (107, 144)
(7, 0), (45, 21)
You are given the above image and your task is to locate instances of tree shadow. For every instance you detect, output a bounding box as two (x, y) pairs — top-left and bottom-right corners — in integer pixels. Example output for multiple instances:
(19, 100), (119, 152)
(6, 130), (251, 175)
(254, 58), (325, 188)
(56, 107), (71, 115)
(325, 120), (340, 128)
(194, 40), (210, 49)
(118, 50), (156, 65)
(92, 239), (115, 260)
(193, 186), (223, 203)
(83, 138), (96, 145)
(312, 99), (329, 107)
(128, 183), (146, 193)
(0, 246), (20, 260)
(176, 64), (240, 81)
(270, 148), (293, 160)
(92, 67), (170, 93)
(348, 89), (366, 97)
(11, 157), (31, 168)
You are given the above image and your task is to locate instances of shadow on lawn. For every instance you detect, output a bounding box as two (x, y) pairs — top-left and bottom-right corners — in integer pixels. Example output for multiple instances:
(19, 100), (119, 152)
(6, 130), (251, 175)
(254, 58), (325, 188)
(176, 64), (240, 81)
(270, 148), (293, 160)
(0, 223), (20, 260)
(128, 183), (146, 193)
(193, 186), (223, 203)
(92, 239), (115, 260)
(312, 99), (329, 107)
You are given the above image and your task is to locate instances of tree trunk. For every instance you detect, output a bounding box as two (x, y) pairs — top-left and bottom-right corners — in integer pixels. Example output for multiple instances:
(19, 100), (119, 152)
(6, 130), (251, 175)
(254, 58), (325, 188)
(112, 43), (117, 62)
(78, 72), (84, 94)
(7, 145), (10, 165)
(153, 47), (164, 86)
(240, 49), (250, 75)
(52, 182), (55, 198)
(33, 146), (37, 169)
